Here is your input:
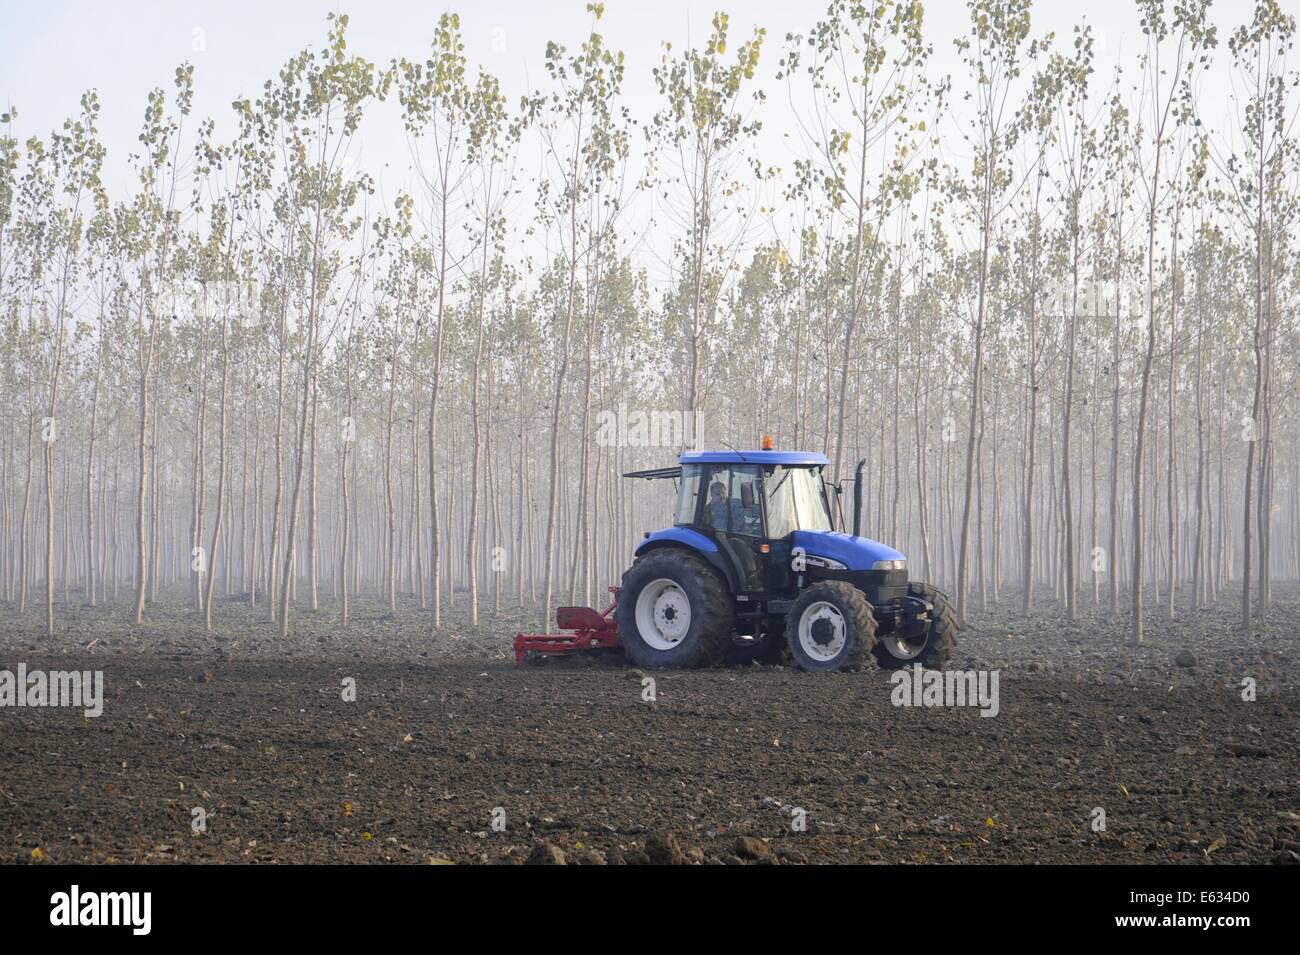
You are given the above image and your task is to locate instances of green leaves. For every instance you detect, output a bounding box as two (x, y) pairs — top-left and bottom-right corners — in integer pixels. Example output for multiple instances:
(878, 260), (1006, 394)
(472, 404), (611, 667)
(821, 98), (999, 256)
(651, 11), (765, 147)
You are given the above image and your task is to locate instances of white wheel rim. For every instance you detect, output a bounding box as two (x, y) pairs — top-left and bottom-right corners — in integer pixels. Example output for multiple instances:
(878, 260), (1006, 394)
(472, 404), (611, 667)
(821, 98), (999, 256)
(798, 600), (846, 662)
(882, 633), (927, 661)
(635, 578), (692, 651)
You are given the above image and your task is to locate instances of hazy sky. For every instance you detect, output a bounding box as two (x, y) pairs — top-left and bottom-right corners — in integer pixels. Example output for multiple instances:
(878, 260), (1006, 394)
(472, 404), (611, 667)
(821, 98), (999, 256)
(0, 0), (1263, 282)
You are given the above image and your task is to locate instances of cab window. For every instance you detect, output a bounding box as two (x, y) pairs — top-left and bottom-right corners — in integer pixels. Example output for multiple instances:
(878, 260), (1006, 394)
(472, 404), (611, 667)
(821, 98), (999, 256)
(700, 466), (763, 538)
(675, 465), (703, 525)
(765, 465), (832, 538)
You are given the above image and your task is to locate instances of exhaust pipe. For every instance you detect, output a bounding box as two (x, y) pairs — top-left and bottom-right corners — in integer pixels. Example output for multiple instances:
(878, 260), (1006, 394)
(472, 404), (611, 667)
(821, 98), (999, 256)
(853, 458), (865, 537)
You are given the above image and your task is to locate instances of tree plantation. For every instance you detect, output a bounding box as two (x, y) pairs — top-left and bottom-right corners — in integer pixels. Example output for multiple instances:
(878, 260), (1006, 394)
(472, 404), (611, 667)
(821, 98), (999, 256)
(2, 0), (1298, 646)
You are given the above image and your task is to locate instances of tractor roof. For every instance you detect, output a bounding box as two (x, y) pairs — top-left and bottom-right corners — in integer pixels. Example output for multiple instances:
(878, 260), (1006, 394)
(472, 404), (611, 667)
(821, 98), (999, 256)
(678, 450), (830, 467)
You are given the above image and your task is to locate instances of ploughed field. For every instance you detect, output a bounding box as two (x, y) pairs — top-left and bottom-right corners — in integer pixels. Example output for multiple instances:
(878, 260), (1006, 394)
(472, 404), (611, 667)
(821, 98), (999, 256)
(2, 591), (1297, 865)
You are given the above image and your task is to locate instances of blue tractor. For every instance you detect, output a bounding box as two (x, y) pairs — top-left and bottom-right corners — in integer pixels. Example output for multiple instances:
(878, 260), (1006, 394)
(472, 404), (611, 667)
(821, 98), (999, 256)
(616, 446), (958, 671)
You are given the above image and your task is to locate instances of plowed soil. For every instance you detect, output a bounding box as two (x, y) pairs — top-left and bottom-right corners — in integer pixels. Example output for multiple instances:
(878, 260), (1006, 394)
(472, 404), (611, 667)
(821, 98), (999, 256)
(2, 590), (1297, 864)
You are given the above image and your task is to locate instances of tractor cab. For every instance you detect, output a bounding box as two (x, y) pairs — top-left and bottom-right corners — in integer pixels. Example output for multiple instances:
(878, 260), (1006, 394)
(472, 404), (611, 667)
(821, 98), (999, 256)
(674, 450), (834, 598)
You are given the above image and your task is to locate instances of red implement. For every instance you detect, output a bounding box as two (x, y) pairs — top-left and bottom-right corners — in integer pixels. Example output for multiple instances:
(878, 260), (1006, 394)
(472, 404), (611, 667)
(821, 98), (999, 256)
(513, 587), (621, 664)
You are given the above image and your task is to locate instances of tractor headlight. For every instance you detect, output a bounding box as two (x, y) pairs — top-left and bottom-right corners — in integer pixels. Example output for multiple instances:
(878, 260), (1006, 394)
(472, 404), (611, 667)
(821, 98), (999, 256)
(872, 559), (906, 571)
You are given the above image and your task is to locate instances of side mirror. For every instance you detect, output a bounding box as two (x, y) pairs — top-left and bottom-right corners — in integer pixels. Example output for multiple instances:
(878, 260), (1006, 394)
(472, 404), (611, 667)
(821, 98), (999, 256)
(740, 482), (755, 509)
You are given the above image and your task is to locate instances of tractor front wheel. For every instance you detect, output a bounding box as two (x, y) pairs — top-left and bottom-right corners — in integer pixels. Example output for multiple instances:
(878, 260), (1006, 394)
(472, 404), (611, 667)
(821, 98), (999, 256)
(783, 581), (876, 672)
(872, 582), (958, 669)
(616, 550), (734, 669)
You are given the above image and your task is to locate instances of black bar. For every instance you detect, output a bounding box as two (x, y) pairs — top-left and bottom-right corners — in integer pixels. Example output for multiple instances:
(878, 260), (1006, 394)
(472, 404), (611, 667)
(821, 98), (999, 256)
(621, 466), (682, 480)
(853, 457), (865, 536)
(1, 863), (1284, 941)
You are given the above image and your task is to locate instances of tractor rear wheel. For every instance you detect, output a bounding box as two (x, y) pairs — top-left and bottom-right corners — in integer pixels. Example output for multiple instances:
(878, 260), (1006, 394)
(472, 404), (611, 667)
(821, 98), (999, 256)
(616, 550), (734, 669)
(783, 581), (876, 672)
(872, 582), (958, 669)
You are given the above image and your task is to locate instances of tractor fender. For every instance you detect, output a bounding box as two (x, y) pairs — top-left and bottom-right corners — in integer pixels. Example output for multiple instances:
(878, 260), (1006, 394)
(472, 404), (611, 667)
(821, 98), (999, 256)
(634, 529), (740, 596)
(636, 527), (719, 556)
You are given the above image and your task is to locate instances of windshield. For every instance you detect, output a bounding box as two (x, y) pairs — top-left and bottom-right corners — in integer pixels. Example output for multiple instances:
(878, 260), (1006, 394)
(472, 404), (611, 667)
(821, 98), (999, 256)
(765, 465), (831, 538)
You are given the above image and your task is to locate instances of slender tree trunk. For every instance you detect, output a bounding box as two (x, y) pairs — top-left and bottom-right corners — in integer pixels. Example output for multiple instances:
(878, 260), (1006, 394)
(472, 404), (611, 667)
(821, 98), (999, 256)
(204, 305), (230, 629)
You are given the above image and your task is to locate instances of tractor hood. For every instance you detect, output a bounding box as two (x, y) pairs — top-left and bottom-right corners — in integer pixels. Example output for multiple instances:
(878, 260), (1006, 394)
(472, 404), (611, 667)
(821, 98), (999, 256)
(792, 530), (905, 571)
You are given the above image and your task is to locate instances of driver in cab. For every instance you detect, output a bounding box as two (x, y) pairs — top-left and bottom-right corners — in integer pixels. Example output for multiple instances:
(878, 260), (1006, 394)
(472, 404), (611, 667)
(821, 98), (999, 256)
(706, 480), (759, 533)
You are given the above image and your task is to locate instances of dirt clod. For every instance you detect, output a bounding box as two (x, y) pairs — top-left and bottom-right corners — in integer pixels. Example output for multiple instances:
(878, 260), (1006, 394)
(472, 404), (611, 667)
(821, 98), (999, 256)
(644, 832), (687, 865)
(1224, 743), (1270, 758)
(525, 842), (566, 866)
